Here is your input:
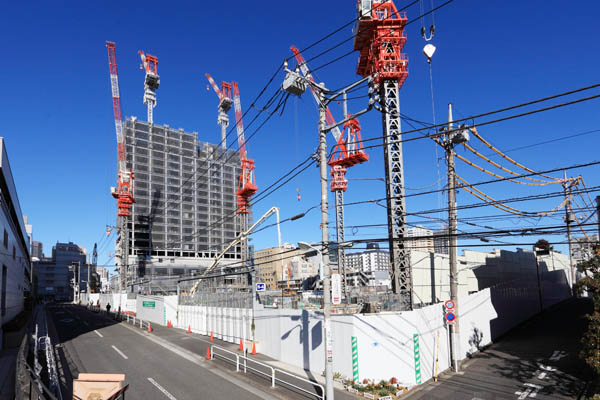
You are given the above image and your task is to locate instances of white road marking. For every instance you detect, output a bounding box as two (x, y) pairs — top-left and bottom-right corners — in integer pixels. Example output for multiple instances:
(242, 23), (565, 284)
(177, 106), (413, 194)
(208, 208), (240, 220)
(515, 383), (542, 399)
(111, 345), (128, 359)
(549, 350), (567, 361)
(94, 330), (104, 338)
(147, 378), (178, 400)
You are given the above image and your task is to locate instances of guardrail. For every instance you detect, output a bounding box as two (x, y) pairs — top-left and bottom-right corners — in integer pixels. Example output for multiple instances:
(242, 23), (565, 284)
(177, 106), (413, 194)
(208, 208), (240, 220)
(210, 345), (324, 400)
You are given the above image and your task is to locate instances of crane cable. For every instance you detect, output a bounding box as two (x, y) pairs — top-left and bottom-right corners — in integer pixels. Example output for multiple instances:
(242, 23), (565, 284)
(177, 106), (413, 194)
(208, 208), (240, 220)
(456, 174), (570, 217)
(455, 152), (555, 186)
(469, 127), (563, 182)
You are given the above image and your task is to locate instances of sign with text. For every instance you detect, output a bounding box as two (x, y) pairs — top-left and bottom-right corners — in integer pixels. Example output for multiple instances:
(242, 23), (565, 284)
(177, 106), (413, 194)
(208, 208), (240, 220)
(256, 283), (266, 292)
(142, 301), (156, 309)
(332, 273), (342, 305)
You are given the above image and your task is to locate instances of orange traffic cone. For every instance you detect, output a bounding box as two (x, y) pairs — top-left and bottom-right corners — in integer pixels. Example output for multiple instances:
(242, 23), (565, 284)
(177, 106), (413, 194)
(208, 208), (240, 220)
(251, 342), (257, 355)
(148, 323), (153, 333)
(166, 321), (170, 328)
(187, 325), (191, 334)
(239, 339), (244, 351)
(210, 331), (214, 341)
(206, 346), (211, 360)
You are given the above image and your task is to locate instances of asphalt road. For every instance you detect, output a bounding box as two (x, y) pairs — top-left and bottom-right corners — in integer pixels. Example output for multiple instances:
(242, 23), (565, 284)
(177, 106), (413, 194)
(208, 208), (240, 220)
(406, 298), (593, 400)
(46, 304), (274, 400)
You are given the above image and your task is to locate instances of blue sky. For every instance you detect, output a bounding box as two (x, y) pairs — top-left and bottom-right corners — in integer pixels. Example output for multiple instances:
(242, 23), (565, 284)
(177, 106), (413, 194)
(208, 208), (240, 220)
(1, 1), (599, 272)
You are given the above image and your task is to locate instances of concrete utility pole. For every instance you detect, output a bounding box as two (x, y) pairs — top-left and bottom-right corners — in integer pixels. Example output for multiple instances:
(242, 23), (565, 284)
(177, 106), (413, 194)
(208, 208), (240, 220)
(563, 171), (576, 289)
(318, 87), (334, 400)
(445, 104), (460, 372)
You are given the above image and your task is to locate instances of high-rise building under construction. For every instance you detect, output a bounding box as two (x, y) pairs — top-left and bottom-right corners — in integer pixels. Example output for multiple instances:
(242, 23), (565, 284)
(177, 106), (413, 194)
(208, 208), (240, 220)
(116, 117), (245, 290)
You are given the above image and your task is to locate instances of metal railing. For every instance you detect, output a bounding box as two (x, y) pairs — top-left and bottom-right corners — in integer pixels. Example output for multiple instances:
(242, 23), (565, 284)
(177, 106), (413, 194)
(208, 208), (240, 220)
(211, 345), (324, 400)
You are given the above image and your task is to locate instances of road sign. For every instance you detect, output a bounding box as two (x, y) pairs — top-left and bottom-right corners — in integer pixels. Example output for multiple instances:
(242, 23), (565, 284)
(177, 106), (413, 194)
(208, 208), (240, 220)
(142, 301), (155, 308)
(444, 300), (455, 310)
(445, 312), (456, 324)
(331, 273), (342, 305)
(256, 283), (266, 292)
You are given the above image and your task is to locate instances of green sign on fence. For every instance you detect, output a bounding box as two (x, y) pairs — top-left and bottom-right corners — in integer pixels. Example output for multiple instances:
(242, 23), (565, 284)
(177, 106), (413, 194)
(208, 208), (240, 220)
(413, 333), (422, 384)
(142, 301), (156, 308)
(351, 336), (359, 383)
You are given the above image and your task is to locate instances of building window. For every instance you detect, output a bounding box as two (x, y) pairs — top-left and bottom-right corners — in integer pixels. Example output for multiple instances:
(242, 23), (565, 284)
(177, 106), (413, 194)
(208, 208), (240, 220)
(3, 229), (7, 249)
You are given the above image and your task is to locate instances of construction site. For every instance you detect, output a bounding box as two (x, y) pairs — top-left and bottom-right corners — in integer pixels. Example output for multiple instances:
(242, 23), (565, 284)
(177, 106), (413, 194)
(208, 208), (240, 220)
(107, 43), (256, 294)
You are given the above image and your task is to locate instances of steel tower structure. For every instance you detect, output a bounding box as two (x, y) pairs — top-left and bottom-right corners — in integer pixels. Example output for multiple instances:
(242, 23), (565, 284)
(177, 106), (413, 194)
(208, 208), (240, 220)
(138, 50), (160, 124)
(354, 0), (411, 307)
(206, 73), (233, 149)
(106, 41), (135, 291)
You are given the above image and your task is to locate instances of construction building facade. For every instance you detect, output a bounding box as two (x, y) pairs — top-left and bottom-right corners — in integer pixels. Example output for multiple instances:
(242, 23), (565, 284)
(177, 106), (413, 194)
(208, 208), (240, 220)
(117, 117), (245, 290)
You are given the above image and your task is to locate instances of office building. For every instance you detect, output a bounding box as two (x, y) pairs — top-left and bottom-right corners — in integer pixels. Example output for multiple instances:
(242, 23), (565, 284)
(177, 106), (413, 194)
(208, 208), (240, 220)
(32, 240), (44, 259)
(346, 243), (390, 274)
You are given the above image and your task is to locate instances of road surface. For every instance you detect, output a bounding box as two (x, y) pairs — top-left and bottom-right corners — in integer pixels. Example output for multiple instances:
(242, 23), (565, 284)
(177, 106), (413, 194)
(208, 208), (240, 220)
(406, 298), (592, 400)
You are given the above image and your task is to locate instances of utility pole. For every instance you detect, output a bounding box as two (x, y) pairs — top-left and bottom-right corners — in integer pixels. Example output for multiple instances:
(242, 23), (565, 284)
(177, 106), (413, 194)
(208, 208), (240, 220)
(87, 262), (91, 295)
(318, 87), (334, 400)
(444, 104), (461, 372)
(282, 61), (371, 400)
(563, 171), (576, 289)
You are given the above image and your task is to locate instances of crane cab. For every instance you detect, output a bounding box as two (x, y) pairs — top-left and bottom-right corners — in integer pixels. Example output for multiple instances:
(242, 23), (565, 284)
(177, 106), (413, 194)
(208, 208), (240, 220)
(357, 0), (373, 19)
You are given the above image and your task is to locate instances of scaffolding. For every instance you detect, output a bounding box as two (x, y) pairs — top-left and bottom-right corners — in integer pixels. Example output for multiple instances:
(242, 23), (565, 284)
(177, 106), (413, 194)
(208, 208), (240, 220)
(117, 118), (249, 288)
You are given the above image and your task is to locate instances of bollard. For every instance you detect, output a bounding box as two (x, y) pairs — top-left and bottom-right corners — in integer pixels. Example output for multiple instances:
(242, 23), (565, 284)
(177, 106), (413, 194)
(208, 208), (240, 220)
(140, 318), (143, 329)
(236, 354), (239, 372)
(271, 369), (275, 388)
(244, 348), (247, 373)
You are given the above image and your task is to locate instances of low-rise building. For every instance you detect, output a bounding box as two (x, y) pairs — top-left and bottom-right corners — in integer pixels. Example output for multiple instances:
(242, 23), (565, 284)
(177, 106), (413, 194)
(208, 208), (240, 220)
(0, 138), (32, 332)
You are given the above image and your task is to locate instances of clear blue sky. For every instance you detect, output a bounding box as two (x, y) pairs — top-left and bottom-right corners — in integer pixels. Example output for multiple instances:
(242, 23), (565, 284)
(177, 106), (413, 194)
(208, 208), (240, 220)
(2, 1), (599, 272)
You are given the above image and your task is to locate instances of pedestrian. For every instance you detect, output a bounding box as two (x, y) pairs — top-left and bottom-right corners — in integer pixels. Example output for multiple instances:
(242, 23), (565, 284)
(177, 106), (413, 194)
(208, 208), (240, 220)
(106, 302), (111, 315)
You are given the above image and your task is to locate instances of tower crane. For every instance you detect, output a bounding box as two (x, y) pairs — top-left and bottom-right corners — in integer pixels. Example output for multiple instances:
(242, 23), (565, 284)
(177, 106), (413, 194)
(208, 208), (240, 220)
(354, 0), (411, 308)
(106, 41), (135, 291)
(290, 45), (369, 296)
(206, 73), (233, 149)
(139, 50), (160, 124)
(232, 81), (258, 267)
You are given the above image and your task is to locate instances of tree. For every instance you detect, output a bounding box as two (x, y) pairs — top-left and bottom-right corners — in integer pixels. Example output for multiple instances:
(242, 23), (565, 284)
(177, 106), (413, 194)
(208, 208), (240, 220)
(576, 254), (600, 375)
(533, 239), (552, 255)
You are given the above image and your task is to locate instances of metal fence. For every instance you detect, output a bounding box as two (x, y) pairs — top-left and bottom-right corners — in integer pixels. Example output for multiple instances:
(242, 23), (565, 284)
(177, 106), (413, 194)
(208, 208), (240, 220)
(179, 290), (252, 308)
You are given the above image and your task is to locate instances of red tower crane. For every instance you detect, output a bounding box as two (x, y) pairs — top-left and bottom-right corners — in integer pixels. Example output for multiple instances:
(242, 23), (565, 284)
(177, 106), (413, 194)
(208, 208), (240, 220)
(353, 0), (411, 305)
(290, 45), (369, 294)
(106, 41), (135, 291)
(231, 81), (258, 215)
(205, 73), (233, 149)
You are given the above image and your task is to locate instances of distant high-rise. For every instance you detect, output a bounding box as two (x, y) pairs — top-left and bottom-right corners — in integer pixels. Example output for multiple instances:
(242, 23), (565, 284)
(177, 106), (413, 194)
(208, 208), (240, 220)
(406, 226), (434, 253)
(118, 118), (245, 291)
(32, 240), (44, 259)
(433, 229), (450, 255)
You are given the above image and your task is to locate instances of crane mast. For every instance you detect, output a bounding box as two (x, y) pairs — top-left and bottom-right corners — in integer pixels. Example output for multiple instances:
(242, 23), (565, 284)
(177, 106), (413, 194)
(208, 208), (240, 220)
(106, 41), (135, 292)
(290, 46), (369, 298)
(206, 73), (233, 149)
(232, 82), (258, 268)
(139, 50), (160, 124)
(354, 0), (411, 308)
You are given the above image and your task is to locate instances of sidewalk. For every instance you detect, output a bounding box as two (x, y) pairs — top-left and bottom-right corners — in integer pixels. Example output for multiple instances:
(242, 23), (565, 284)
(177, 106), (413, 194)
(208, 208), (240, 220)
(119, 314), (357, 400)
(0, 348), (18, 400)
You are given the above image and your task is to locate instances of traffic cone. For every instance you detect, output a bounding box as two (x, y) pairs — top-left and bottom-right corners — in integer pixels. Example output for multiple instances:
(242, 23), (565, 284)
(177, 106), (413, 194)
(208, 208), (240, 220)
(206, 346), (211, 360)
(251, 342), (257, 355)
(239, 339), (244, 351)
(210, 331), (214, 341)
(148, 323), (153, 333)
(187, 325), (191, 334)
